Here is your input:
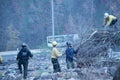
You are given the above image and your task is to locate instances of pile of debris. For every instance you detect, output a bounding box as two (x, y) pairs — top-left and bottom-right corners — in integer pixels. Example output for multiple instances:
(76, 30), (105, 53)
(76, 30), (120, 68)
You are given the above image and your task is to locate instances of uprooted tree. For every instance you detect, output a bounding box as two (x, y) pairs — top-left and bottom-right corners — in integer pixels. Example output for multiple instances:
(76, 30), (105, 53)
(76, 30), (120, 68)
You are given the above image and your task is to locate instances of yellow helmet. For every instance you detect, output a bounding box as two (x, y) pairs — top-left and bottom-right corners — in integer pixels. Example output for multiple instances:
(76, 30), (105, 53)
(52, 41), (57, 46)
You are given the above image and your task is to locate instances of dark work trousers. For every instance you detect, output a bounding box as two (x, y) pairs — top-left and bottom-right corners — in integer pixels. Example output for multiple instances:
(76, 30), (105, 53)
(18, 60), (28, 79)
(51, 58), (61, 73)
(66, 59), (75, 69)
(109, 19), (118, 31)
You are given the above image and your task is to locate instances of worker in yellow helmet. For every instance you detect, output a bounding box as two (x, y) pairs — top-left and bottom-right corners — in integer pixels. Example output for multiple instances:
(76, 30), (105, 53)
(0, 55), (2, 64)
(51, 41), (62, 73)
(103, 13), (118, 31)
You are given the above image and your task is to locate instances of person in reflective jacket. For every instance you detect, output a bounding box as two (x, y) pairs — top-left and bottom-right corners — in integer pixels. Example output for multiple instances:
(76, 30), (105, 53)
(103, 12), (118, 31)
(51, 41), (62, 73)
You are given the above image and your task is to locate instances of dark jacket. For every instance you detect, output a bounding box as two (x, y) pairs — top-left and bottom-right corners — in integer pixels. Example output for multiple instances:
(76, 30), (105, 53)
(65, 47), (76, 62)
(17, 47), (33, 61)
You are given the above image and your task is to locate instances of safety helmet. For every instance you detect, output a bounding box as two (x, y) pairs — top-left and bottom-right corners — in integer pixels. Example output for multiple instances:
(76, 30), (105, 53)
(66, 41), (71, 46)
(21, 43), (27, 47)
(52, 41), (57, 46)
(104, 13), (109, 18)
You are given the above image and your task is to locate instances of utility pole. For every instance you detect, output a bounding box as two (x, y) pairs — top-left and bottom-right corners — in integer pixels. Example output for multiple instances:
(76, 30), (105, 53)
(51, 0), (55, 40)
(91, 0), (94, 26)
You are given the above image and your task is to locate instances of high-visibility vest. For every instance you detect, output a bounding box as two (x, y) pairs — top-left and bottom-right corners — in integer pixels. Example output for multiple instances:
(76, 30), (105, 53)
(104, 15), (116, 26)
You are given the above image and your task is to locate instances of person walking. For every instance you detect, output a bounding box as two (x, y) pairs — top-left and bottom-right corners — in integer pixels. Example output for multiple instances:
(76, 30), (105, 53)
(51, 41), (62, 73)
(16, 43), (33, 79)
(65, 42), (76, 69)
